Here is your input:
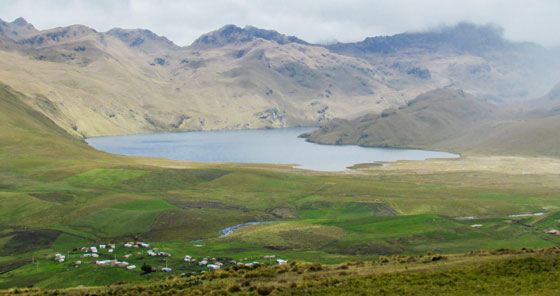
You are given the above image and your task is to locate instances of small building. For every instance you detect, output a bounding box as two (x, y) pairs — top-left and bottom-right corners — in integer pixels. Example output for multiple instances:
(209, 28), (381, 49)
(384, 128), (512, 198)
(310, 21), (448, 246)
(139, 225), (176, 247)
(245, 262), (261, 267)
(96, 260), (111, 266)
(123, 254), (131, 259)
(199, 260), (208, 266)
(108, 249), (114, 253)
(184, 255), (192, 262)
(161, 267), (172, 272)
(75, 261), (82, 265)
(124, 243), (133, 248)
(126, 265), (136, 270)
(277, 259), (288, 265)
(207, 264), (220, 270)
(108, 244), (116, 249)
(54, 253), (65, 263)
(90, 246), (98, 253)
(263, 255), (276, 259)
(471, 224), (483, 228)
(99, 244), (106, 249)
(91, 253), (99, 258)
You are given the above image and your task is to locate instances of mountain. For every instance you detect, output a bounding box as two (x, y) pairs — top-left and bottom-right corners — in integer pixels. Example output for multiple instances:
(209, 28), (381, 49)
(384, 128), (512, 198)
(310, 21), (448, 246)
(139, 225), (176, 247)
(0, 18), (558, 138)
(191, 24), (309, 48)
(305, 86), (560, 157)
(303, 88), (499, 148)
(106, 28), (179, 52)
(327, 23), (560, 104)
(327, 23), (509, 55)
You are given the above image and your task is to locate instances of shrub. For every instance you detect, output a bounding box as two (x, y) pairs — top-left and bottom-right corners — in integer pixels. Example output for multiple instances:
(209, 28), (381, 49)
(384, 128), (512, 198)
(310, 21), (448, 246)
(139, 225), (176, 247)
(228, 284), (242, 293)
(257, 285), (275, 295)
(307, 263), (323, 272)
(141, 263), (152, 274)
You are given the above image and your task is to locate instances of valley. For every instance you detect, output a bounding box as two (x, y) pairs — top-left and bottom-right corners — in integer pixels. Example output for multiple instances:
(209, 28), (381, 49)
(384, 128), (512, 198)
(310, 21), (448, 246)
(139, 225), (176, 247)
(1, 13), (560, 295)
(2, 84), (560, 292)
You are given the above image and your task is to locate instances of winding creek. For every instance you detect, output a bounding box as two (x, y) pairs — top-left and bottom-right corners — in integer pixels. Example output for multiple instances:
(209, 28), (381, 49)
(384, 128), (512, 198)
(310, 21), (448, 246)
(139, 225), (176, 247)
(219, 221), (273, 237)
(87, 127), (458, 171)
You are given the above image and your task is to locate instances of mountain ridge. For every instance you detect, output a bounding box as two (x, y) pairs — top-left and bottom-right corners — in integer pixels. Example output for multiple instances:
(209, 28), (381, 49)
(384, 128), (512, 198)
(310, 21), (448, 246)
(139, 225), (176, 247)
(0, 17), (558, 138)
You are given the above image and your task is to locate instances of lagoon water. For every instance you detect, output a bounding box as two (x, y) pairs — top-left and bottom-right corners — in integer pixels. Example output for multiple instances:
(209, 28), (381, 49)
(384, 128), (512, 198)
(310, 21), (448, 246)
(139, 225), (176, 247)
(86, 127), (458, 171)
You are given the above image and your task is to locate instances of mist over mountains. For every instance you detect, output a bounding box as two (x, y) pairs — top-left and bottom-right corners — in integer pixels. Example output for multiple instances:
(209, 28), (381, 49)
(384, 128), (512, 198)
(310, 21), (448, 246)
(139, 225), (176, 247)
(0, 17), (558, 139)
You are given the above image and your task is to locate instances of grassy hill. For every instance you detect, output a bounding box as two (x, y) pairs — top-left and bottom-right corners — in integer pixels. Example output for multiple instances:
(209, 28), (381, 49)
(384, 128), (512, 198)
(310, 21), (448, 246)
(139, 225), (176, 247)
(305, 87), (560, 157)
(303, 88), (497, 148)
(2, 81), (560, 291)
(5, 248), (560, 295)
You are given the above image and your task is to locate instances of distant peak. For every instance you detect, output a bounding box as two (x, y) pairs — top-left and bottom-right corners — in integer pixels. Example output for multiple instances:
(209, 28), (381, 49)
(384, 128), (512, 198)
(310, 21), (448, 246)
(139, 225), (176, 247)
(191, 24), (308, 48)
(328, 22), (509, 55)
(12, 17), (28, 26)
(106, 27), (178, 51)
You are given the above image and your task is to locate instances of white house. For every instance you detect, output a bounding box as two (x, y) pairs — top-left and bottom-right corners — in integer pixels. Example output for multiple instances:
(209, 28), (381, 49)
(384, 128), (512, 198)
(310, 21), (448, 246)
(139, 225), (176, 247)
(207, 264), (220, 270)
(161, 267), (172, 272)
(126, 265), (136, 270)
(263, 255), (276, 259)
(277, 259), (288, 265)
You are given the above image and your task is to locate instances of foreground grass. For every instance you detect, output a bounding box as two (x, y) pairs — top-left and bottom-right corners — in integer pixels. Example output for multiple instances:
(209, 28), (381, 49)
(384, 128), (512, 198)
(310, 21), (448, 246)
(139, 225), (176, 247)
(3, 247), (560, 295)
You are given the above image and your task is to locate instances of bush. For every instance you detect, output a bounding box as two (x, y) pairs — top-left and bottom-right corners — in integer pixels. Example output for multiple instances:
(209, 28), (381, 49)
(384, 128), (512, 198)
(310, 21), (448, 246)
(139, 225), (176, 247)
(257, 285), (275, 295)
(141, 262), (152, 274)
(307, 263), (323, 272)
(228, 284), (242, 292)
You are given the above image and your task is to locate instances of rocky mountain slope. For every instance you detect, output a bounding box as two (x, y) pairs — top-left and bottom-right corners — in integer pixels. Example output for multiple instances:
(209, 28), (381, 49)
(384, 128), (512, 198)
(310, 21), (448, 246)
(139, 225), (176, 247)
(0, 18), (558, 138)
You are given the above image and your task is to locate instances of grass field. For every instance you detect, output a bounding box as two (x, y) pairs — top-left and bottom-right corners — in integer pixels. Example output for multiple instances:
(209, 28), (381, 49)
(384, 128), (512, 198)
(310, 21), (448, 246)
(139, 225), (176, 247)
(4, 247), (560, 295)
(2, 84), (560, 291)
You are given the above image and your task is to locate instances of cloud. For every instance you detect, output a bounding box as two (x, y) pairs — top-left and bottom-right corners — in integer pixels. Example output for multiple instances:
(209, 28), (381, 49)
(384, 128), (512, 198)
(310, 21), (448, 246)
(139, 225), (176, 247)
(0, 0), (558, 47)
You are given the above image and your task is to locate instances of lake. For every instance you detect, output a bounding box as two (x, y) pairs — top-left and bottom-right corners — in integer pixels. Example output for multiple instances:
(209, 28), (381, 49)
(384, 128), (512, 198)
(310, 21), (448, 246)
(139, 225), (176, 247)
(86, 127), (459, 171)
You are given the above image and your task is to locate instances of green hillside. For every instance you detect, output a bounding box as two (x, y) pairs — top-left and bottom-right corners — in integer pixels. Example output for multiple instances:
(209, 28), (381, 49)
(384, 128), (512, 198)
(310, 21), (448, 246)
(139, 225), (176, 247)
(5, 248), (560, 295)
(2, 82), (560, 292)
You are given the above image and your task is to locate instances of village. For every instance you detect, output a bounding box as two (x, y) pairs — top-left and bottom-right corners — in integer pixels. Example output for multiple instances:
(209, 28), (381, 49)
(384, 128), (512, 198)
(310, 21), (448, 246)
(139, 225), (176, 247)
(50, 241), (288, 275)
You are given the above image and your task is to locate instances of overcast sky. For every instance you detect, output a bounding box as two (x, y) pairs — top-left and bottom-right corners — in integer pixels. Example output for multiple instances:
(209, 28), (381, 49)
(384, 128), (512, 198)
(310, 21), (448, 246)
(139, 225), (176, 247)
(0, 0), (558, 47)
